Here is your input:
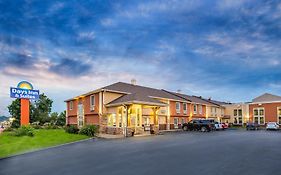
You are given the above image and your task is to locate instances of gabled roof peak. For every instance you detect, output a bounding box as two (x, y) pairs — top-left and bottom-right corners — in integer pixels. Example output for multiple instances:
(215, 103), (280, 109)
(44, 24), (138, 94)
(252, 93), (281, 103)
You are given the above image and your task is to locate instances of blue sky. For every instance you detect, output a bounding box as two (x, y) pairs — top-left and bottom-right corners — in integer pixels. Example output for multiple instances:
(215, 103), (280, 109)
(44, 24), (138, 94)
(0, 0), (281, 115)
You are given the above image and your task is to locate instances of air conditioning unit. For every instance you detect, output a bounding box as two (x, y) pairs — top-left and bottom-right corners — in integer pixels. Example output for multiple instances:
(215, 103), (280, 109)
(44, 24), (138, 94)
(91, 105), (95, 111)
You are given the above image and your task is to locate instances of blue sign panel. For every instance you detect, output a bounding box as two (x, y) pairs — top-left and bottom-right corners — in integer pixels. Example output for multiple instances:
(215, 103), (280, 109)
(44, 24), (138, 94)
(10, 87), (39, 100)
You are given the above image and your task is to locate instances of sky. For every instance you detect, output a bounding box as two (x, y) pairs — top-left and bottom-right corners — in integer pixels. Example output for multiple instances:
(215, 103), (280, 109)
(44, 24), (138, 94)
(0, 0), (281, 116)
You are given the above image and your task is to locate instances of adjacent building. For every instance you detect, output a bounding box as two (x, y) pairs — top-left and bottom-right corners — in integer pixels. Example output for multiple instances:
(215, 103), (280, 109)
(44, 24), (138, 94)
(249, 93), (281, 125)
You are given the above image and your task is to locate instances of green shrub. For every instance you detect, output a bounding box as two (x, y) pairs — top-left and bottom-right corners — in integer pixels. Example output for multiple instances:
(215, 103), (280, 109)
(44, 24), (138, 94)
(31, 122), (42, 129)
(65, 125), (79, 134)
(79, 125), (98, 137)
(32, 125), (42, 129)
(42, 123), (59, 129)
(12, 126), (34, 137)
(3, 127), (14, 132)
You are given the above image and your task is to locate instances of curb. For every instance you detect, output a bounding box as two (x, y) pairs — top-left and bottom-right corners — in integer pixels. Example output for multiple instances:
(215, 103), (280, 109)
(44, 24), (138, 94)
(0, 138), (93, 160)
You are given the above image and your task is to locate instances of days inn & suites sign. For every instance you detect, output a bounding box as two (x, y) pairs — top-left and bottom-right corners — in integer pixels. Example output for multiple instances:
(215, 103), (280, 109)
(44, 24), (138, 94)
(10, 81), (39, 100)
(10, 81), (40, 126)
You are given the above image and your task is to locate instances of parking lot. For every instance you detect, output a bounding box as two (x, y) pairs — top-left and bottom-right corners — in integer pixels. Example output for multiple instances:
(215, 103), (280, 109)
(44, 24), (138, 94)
(1, 130), (281, 175)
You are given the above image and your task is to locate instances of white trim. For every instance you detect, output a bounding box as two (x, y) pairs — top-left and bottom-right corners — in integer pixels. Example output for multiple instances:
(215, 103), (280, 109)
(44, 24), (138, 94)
(199, 105), (202, 114)
(90, 95), (95, 111)
(193, 104), (197, 114)
(69, 101), (73, 110)
(277, 107), (281, 124)
(253, 107), (265, 125)
(249, 101), (281, 105)
(183, 103), (187, 114)
(176, 102), (181, 114)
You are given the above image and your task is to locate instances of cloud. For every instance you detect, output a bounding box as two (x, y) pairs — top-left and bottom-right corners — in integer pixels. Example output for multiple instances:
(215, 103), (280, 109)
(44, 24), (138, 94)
(0, 0), (281, 115)
(49, 58), (92, 76)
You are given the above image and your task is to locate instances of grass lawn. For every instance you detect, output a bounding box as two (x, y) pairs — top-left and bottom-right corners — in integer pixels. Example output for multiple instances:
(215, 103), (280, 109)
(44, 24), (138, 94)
(0, 129), (90, 158)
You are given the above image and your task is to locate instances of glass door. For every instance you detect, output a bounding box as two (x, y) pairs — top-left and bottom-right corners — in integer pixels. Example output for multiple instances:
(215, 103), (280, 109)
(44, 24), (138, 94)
(78, 103), (84, 127)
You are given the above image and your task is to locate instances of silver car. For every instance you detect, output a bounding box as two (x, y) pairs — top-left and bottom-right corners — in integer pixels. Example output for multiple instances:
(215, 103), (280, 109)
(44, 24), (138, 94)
(266, 122), (279, 130)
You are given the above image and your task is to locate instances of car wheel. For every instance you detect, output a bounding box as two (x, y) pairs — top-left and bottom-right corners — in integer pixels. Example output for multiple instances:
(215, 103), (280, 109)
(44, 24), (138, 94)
(183, 126), (188, 131)
(201, 127), (207, 132)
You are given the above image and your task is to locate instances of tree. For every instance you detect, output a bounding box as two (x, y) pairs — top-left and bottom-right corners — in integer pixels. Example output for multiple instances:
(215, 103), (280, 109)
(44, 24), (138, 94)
(8, 99), (34, 128)
(50, 112), (59, 125)
(7, 93), (53, 127)
(57, 111), (66, 126)
(31, 93), (53, 125)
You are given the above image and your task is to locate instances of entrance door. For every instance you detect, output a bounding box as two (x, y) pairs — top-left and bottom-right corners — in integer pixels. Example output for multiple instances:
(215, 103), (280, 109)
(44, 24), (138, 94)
(78, 103), (84, 127)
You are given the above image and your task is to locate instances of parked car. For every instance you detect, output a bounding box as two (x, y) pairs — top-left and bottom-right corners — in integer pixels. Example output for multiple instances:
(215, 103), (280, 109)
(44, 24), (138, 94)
(266, 122), (279, 130)
(222, 123), (229, 129)
(182, 119), (214, 132)
(246, 122), (260, 130)
(214, 122), (224, 130)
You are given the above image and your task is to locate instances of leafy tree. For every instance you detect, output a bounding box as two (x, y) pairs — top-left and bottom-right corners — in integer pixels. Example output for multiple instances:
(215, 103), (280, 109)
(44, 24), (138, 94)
(8, 93), (53, 127)
(31, 93), (53, 125)
(50, 112), (59, 124)
(8, 99), (34, 128)
(57, 111), (66, 126)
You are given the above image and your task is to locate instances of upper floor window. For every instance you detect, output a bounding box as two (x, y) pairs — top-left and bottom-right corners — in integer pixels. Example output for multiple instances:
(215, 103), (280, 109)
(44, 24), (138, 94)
(69, 101), (73, 110)
(234, 109), (238, 116)
(193, 104), (197, 114)
(199, 105), (202, 114)
(183, 103), (187, 114)
(238, 109), (242, 116)
(176, 102), (180, 113)
(90, 95), (95, 110)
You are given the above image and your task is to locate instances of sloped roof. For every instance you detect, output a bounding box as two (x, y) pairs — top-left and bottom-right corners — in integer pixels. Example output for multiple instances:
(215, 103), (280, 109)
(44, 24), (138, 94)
(252, 93), (281, 103)
(102, 82), (185, 101)
(163, 90), (214, 105)
(106, 93), (167, 107)
(199, 97), (231, 106)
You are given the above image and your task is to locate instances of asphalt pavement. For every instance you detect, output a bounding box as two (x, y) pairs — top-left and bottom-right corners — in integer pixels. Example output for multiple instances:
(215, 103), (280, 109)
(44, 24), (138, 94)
(1, 130), (281, 175)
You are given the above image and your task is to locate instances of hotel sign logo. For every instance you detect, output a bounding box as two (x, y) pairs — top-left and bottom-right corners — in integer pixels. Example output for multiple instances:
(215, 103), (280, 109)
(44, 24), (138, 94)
(10, 81), (39, 100)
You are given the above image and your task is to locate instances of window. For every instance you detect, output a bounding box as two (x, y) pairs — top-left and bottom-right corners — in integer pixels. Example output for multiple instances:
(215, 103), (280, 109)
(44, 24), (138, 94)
(181, 118), (185, 124)
(108, 114), (116, 127)
(183, 103), (187, 114)
(234, 109), (237, 116)
(254, 117), (259, 124)
(239, 117), (243, 124)
(90, 95), (95, 110)
(221, 109), (225, 116)
(253, 108), (265, 125)
(69, 101), (73, 110)
(278, 108), (281, 124)
(260, 117), (264, 125)
(254, 109), (258, 116)
(78, 103), (83, 127)
(199, 105), (203, 114)
(176, 102), (180, 113)
(259, 109), (264, 116)
(238, 109), (242, 116)
(194, 104), (197, 114)
(174, 118), (179, 129)
(137, 109), (140, 126)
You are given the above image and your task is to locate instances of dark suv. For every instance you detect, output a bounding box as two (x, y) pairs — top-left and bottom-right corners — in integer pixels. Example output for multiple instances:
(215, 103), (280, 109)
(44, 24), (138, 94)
(182, 119), (215, 132)
(246, 122), (260, 130)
